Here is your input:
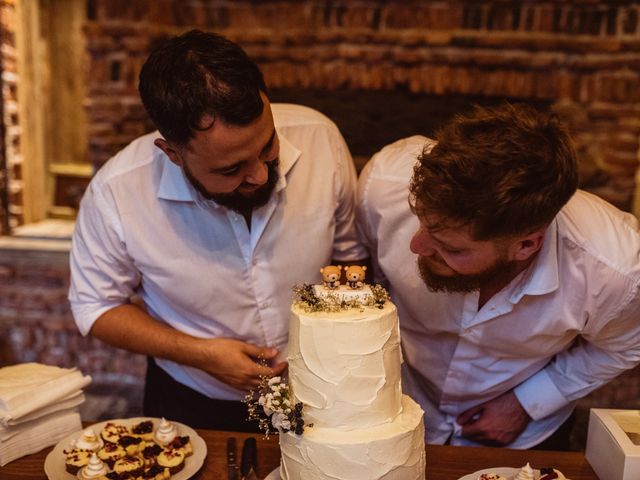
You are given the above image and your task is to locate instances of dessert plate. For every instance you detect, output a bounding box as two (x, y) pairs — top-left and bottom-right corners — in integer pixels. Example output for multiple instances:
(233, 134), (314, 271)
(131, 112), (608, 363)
(458, 467), (526, 480)
(458, 466), (571, 480)
(44, 416), (206, 480)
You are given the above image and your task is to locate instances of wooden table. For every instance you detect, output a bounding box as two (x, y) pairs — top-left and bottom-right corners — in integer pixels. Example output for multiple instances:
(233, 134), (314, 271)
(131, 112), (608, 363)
(0, 429), (599, 480)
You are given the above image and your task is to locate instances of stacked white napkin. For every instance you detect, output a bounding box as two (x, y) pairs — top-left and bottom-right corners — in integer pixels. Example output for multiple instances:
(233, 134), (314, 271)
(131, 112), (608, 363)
(0, 363), (91, 466)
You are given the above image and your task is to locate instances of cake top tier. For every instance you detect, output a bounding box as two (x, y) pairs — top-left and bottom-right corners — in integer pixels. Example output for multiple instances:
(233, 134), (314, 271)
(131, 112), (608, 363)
(292, 282), (390, 313)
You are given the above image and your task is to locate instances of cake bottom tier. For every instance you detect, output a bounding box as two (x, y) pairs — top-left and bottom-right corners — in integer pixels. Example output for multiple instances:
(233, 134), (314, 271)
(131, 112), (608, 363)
(279, 395), (425, 480)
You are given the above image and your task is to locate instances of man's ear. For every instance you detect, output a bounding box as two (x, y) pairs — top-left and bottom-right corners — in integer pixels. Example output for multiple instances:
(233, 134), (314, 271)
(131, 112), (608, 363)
(509, 227), (546, 262)
(154, 138), (183, 167)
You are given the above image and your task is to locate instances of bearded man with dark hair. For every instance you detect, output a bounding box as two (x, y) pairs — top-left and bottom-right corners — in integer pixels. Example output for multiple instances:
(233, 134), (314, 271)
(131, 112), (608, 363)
(357, 103), (640, 449)
(69, 30), (366, 431)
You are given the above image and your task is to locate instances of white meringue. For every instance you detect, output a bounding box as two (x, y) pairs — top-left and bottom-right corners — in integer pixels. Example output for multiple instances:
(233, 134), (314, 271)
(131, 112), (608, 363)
(154, 417), (178, 446)
(73, 428), (103, 452)
(514, 462), (535, 480)
(77, 453), (108, 479)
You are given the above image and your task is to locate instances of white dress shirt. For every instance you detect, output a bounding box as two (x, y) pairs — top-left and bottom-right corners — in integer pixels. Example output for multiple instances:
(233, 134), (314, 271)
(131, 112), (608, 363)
(69, 104), (366, 401)
(357, 135), (640, 448)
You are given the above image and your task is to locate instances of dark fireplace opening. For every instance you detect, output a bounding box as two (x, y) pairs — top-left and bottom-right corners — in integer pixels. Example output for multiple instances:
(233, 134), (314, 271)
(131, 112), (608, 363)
(269, 89), (552, 169)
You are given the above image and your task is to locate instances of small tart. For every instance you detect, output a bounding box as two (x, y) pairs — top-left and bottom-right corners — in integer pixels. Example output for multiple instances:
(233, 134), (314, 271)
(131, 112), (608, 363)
(97, 442), (125, 469)
(64, 449), (92, 474)
(118, 435), (144, 455)
(539, 467), (567, 480)
(157, 449), (186, 474)
(167, 436), (193, 457)
(141, 442), (164, 466)
(113, 455), (144, 476)
(131, 420), (155, 441)
(141, 464), (171, 480)
(100, 422), (130, 444)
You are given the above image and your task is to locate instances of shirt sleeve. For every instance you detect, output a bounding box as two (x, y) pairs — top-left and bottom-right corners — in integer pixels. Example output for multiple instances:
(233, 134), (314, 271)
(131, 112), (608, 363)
(68, 180), (141, 335)
(515, 279), (640, 420)
(328, 125), (368, 262)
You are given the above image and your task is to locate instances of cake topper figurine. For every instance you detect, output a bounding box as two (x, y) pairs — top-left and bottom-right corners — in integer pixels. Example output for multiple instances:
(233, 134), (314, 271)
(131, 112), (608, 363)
(320, 265), (342, 289)
(345, 265), (367, 289)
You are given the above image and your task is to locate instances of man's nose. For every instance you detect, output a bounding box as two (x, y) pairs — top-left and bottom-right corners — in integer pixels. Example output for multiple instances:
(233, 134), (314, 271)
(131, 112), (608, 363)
(245, 159), (268, 185)
(410, 228), (436, 256)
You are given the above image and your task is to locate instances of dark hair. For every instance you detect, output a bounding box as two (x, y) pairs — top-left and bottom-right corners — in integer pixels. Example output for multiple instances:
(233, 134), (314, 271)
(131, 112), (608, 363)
(139, 30), (267, 145)
(409, 103), (578, 240)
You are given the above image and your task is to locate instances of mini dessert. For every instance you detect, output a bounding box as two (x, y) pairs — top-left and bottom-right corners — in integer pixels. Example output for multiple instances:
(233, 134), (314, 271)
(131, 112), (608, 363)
(153, 418), (178, 446)
(100, 422), (130, 444)
(157, 449), (186, 474)
(113, 455), (144, 477)
(65, 449), (92, 474)
(74, 428), (104, 452)
(118, 435), (144, 455)
(141, 443), (164, 466)
(478, 474), (507, 480)
(167, 435), (192, 457)
(77, 453), (109, 480)
(539, 467), (568, 480)
(96, 442), (125, 468)
(515, 463), (535, 480)
(132, 420), (155, 441)
(141, 464), (171, 480)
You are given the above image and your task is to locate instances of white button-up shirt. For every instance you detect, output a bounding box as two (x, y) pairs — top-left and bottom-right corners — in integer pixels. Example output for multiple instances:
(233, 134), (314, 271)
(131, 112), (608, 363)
(357, 136), (640, 448)
(69, 104), (366, 401)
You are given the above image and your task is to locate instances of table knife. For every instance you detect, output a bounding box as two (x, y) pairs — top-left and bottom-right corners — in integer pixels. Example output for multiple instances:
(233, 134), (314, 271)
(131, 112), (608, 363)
(241, 437), (257, 477)
(227, 437), (238, 480)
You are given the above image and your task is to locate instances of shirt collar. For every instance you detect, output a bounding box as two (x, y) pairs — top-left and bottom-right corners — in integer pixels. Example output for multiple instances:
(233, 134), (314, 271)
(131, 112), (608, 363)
(156, 129), (302, 203)
(509, 219), (560, 303)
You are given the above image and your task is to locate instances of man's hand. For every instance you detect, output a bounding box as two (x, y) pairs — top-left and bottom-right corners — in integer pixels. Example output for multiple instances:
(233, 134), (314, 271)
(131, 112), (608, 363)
(196, 338), (288, 392)
(457, 390), (531, 446)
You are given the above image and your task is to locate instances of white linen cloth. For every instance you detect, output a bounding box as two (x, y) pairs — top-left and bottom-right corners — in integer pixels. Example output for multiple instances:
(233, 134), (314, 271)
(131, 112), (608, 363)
(69, 104), (366, 401)
(357, 136), (640, 448)
(0, 363), (90, 424)
(0, 410), (81, 466)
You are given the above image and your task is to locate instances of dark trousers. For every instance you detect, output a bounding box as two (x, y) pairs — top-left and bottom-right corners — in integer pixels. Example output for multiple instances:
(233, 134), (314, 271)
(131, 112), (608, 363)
(531, 411), (576, 451)
(142, 357), (261, 433)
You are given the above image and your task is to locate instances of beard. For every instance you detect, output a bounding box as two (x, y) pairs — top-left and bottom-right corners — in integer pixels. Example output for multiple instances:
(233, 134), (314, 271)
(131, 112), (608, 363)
(417, 254), (518, 294)
(183, 158), (280, 213)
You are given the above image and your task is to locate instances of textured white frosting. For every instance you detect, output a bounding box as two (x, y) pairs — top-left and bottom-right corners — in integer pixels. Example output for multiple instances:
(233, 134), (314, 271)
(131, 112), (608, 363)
(288, 302), (402, 430)
(280, 395), (425, 480)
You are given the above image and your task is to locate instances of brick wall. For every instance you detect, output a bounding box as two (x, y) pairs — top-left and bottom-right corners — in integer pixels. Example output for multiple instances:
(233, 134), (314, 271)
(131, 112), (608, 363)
(83, 0), (640, 210)
(0, 246), (146, 404)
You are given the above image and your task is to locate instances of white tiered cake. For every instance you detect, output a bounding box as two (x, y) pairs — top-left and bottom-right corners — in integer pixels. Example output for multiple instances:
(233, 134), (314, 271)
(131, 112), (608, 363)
(279, 284), (426, 479)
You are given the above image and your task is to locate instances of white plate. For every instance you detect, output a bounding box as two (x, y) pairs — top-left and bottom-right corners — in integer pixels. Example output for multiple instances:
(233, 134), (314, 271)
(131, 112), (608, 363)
(265, 467), (281, 479)
(458, 467), (524, 480)
(459, 466), (571, 480)
(44, 417), (207, 480)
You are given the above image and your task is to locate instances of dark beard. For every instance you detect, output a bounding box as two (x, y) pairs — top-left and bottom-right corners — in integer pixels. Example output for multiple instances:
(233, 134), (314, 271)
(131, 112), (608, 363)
(184, 158), (280, 213)
(417, 255), (518, 294)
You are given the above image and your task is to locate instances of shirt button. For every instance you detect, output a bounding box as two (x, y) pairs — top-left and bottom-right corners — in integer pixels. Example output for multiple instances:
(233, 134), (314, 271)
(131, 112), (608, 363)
(261, 302), (270, 309)
(252, 258), (258, 266)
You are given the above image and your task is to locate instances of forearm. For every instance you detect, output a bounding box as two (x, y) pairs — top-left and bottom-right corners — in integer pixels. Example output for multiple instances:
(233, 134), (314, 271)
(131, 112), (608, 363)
(90, 304), (207, 370)
(89, 304), (287, 391)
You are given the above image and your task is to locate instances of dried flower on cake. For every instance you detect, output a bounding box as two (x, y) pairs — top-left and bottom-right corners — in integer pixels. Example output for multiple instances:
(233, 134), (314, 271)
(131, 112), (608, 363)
(245, 370), (309, 438)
